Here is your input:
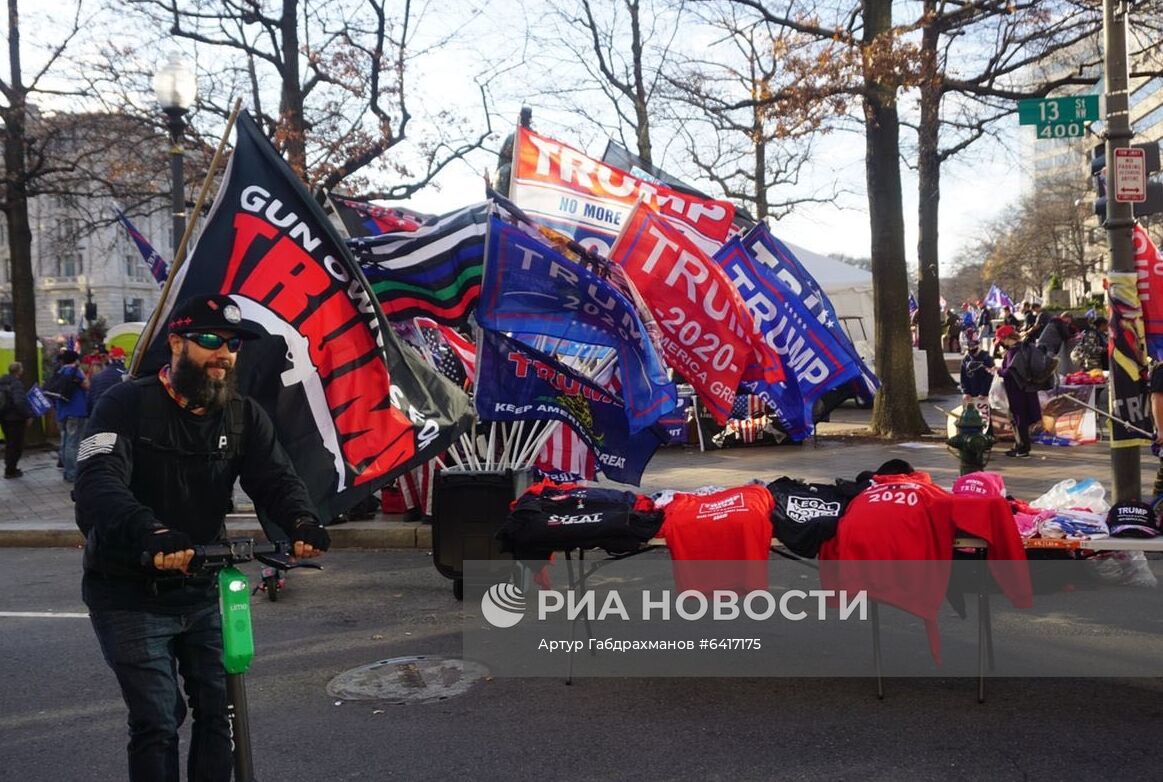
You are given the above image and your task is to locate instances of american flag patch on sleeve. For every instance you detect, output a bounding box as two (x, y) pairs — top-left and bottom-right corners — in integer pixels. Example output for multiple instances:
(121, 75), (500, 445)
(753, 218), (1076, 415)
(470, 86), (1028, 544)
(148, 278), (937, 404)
(77, 432), (118, 462)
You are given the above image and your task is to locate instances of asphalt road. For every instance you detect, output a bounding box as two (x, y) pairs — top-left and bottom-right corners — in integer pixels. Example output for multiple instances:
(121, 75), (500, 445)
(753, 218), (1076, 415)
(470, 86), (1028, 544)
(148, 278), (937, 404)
(2, 548), (1162, 781)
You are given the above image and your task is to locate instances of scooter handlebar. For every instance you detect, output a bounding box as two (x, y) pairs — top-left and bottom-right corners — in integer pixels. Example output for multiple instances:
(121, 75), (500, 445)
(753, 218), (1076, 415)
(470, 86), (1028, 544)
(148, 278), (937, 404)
(140, 538), (292, 570)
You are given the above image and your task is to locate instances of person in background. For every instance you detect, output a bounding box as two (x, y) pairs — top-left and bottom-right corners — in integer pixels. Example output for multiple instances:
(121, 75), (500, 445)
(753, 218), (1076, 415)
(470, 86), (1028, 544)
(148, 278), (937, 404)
(943, 309), (962, 353)
(997, 325), (1041, 458)
(74, 294), (329, 782)
(52, 349), (89, 482)
(1003, 306), (1020, 329)
(1037, 310), (1076, 375)
(1024, 302), (1050, 342)
(0, 361), (34, 478)
(960, 330), (995, 428)
(1021, 301), (1035, 330)
(88, 346), (128, 414)
(976, 301), (995, 355)
(1072, 316), (1109, 372)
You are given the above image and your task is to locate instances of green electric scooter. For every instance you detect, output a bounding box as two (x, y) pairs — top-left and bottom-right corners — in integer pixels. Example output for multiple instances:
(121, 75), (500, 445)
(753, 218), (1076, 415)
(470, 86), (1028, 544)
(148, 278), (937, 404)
(190, 539), (322, 781)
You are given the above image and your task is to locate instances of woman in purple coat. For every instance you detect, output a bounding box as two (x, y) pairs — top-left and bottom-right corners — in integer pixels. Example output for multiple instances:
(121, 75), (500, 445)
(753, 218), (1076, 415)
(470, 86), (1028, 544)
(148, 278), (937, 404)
(996, 325), (1041, 458)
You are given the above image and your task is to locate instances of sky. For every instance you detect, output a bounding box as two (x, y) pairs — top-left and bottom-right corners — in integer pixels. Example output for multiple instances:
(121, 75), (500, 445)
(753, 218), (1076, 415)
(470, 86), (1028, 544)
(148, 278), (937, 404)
(9, 0), (1041, 273)
(387, 2), (1036, 274)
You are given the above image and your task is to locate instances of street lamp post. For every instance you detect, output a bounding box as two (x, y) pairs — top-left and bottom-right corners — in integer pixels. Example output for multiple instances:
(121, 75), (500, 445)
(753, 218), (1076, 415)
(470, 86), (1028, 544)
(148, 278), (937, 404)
(153, 53), (198, 259)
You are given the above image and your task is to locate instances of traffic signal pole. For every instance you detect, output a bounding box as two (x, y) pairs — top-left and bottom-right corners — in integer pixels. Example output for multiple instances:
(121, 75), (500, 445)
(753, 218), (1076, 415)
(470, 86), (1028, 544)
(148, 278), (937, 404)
(1102, 0), (1142, 502)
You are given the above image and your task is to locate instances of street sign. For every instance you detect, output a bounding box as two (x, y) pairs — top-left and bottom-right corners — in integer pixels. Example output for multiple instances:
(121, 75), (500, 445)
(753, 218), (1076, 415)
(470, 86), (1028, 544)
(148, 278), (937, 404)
(1018, 95), (1100, 126)
(1114, 147), (1147, 203)
(1036, 121), (1085, 139)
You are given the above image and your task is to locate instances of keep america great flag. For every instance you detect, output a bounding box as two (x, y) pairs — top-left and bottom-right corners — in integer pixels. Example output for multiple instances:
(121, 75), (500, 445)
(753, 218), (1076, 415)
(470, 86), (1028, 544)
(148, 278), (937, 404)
(137, 111), (473, 520)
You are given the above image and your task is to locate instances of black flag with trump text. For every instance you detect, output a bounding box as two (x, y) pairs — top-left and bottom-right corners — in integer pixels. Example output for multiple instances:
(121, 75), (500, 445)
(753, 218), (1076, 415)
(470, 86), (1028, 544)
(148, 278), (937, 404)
(139, 112), (472, 520)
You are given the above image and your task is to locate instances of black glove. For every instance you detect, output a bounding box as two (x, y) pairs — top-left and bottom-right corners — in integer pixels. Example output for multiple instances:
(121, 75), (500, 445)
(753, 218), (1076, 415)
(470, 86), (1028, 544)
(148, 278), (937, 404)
(292, 518), (330, 552)
(143, 528), (194, 559)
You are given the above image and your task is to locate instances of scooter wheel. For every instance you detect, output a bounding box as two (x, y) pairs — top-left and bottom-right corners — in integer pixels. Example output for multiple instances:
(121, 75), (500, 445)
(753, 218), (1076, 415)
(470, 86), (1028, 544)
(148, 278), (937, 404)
(265, 575), (280, 602)
(452, 579), (464, 601)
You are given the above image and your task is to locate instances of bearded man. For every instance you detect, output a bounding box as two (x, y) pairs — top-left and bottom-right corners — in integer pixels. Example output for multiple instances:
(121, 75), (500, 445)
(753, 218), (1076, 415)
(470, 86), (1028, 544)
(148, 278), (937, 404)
(73, 294), (329, 782)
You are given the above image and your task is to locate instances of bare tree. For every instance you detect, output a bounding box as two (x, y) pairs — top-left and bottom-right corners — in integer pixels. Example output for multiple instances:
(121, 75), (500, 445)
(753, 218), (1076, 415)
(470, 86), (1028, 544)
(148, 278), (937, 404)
(529, 0), (685, 164)
(665, 6), (849, 221)
(716, 0), (929, 436)
(124, 0), (495, 198)
(980, 176), (1099, 300)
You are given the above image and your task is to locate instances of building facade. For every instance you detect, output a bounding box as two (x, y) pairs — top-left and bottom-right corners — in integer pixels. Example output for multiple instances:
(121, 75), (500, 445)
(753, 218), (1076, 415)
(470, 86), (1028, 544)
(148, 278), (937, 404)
(0, 200), (169, 339)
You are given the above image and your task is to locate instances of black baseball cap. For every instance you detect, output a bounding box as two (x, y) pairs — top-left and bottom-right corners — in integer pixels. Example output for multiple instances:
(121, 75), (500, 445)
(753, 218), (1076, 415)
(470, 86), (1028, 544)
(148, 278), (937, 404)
(167, 294), (261, 339)
(1106, 500), (1161, 538)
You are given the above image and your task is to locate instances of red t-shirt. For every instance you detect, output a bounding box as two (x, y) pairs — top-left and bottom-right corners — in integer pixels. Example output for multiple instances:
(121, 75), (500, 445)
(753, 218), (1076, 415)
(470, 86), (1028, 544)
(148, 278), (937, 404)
(661, 485), (774, 593)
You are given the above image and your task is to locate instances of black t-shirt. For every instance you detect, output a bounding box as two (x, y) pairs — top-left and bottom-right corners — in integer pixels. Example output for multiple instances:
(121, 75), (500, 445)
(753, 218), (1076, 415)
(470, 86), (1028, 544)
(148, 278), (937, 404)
(767, 477), (868, 558)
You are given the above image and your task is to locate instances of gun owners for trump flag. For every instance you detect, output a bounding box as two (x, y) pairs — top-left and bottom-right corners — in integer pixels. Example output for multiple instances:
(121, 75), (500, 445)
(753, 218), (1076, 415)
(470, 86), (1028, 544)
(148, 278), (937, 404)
(138, 111), (473, 520)
(610, 202), (784, 425)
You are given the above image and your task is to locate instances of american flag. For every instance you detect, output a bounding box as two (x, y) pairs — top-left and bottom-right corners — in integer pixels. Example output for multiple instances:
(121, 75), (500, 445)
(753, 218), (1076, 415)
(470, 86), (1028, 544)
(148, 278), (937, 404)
(414, 317), (474, 387)
(398, 461), (436, 516)
(534, 424), (597, 481)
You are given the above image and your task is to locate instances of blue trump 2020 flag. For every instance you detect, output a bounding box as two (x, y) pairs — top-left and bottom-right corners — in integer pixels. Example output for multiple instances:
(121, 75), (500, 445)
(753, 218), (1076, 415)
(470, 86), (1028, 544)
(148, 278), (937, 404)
(716, 238), (865, 437)
(478, 214), (675, 432)
(741, 224), (877, 400)
(475, 329), (665, 485)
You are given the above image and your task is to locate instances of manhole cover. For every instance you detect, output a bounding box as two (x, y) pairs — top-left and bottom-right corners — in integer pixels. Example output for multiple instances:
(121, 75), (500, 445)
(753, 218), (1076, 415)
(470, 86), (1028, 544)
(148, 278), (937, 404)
(327, 656), (489, 704)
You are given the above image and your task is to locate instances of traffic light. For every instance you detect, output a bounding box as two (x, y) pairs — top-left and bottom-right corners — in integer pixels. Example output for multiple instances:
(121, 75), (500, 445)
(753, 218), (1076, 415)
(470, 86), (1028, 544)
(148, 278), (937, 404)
(1092, 140), (1163, 219)
(84, 301), (97, 321)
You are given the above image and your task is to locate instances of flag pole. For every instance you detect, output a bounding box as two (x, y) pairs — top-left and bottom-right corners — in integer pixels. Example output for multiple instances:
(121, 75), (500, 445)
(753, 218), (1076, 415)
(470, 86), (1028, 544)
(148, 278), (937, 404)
(130, 99), (245, 376)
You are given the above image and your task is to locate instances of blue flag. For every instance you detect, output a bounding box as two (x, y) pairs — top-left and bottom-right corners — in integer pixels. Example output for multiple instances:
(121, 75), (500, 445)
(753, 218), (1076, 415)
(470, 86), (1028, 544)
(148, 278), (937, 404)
(741, 224), (878, 400)
(475, 329), (665, 484)
(908, 292), (918, 315)
(114, 209), (169, 286)
(478, 214), (675, 432)
(983, 283), (1013, 311)
(716, 239), (863, 438)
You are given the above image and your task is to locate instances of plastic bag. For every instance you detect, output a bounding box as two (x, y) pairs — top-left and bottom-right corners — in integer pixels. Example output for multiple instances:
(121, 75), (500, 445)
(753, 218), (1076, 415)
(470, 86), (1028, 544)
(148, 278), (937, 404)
(1088, 551), (1158, 588)
(1030, 478), (1110, 514)
(988, 374), (1009, 417)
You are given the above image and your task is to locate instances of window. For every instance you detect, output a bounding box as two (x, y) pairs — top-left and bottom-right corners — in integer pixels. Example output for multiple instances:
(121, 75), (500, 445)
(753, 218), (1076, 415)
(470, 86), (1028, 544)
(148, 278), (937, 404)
(0, 300), (12, 329)
(57, 299), (75, 326)
(125, 252), (148, 282)
(56, 253), (82, 279)
(124, 298), (144, 322)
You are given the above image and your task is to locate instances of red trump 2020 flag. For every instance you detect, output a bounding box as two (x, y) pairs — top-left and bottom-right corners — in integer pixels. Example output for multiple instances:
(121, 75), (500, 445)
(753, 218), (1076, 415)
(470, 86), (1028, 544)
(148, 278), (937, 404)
(610, 202), (783, 425)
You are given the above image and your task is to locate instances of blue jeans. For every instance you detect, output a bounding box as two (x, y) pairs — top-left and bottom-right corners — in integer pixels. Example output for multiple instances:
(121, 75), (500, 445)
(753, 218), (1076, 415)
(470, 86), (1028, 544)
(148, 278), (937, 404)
(89, 603), (232, 782)
(61, 416), (86, 481)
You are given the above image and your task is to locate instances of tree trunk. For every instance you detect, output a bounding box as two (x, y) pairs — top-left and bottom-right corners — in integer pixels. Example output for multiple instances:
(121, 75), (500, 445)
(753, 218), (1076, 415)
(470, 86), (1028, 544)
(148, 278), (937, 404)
(279, 0), (307, 178)
(863, 0), (929, 438)
(628, 0), (652, 166)
(4, 0), (44, 443)
(916, 3), (956, 391)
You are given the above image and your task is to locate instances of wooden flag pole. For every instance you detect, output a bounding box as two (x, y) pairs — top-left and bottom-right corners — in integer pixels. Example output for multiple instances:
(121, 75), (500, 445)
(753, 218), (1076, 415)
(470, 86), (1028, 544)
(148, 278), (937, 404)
(130, 99), (245, 376)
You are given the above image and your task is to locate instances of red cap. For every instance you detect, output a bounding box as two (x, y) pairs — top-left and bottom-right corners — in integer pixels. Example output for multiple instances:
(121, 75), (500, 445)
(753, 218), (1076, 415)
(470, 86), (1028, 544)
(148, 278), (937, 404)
(108, 346), (126, 359)
(995, 325), (1016, 341)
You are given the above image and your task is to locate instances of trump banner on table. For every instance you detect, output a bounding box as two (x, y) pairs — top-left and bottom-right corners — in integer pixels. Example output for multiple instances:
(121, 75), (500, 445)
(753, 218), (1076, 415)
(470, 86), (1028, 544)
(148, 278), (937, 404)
(610, 202), (783, 426)
(510, 127), (735, 256)
(136, 111), (473, 520)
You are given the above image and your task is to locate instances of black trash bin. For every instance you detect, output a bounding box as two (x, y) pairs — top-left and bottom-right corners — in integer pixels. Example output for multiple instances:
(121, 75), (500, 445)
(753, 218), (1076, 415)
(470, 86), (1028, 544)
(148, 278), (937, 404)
(431, 469), (516, 600)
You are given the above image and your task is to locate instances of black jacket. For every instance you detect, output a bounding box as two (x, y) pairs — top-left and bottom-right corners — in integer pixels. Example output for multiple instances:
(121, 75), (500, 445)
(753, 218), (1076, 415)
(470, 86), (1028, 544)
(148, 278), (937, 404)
(0, 374), (33, 421)
(75, 375), (317, 609)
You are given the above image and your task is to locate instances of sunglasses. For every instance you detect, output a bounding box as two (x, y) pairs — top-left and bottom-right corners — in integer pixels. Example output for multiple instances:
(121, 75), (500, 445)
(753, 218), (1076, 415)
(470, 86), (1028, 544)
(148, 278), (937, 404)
(182, 332), (242, 352)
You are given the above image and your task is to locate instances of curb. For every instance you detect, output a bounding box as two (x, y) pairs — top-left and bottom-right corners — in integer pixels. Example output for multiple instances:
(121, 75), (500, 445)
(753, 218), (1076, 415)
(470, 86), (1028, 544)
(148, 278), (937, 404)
(0, 521), (433, 550)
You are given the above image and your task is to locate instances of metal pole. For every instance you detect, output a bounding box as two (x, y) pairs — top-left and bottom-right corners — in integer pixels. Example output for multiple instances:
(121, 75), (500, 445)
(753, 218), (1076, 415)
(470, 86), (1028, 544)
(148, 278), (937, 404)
(1103, 0), (1140, 502)
(226, 673), (256, 781)
(165, 107), (187, 260)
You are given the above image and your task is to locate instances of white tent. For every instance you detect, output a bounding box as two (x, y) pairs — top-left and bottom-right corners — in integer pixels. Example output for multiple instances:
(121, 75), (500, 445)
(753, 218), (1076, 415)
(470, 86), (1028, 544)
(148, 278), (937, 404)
(781, 239), (876, 358)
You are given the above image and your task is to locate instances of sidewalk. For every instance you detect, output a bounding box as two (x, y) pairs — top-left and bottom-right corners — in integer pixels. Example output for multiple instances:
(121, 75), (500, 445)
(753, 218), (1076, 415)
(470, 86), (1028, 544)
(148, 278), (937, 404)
(2, 395), (1155, 548)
